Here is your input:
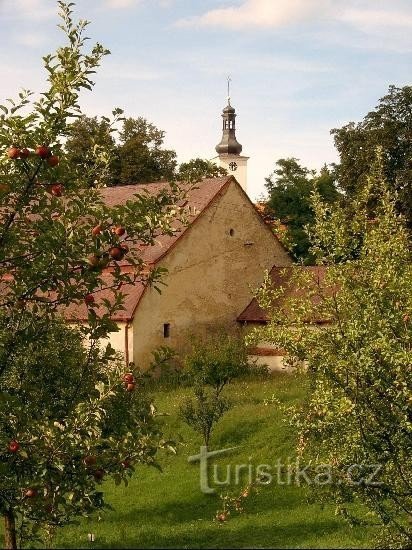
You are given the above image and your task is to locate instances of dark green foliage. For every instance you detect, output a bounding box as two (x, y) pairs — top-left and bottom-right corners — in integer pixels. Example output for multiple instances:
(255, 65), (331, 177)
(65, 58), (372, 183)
(332, 85), (412, 228)
(177, 158), (227, 183)
(64, 114), (120, 187)
(0, 3), (182, 547)
(117, 117), (177, 184)
(265, 158), (340, 263)
(65, 115), (177, 186)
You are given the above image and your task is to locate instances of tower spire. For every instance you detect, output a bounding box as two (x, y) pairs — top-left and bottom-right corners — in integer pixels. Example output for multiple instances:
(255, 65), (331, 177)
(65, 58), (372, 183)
(212, 78), (249, 193)
(215, 78), (242, 155)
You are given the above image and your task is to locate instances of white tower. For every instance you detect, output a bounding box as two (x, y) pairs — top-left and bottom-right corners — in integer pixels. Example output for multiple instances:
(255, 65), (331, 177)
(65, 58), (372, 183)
(212, 84), (249, 193)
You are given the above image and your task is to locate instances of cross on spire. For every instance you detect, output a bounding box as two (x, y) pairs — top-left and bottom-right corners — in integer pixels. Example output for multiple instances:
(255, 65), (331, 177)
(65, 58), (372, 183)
(227, 75), (232, 105)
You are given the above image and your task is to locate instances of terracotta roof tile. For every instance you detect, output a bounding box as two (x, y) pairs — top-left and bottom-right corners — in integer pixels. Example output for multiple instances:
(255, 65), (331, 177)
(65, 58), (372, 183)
(63, 271), (145, 322)
(237, 265), (329, 324)
(64, 177), (233, 321)
(99, 177), (232, 265)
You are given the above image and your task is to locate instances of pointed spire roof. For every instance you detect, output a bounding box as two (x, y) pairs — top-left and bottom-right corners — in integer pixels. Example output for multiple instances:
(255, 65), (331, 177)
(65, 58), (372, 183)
(215, 99), (243, 155)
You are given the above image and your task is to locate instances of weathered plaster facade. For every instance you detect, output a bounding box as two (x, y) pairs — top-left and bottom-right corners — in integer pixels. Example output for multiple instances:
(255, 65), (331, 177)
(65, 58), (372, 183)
(131, 178), (291, 369)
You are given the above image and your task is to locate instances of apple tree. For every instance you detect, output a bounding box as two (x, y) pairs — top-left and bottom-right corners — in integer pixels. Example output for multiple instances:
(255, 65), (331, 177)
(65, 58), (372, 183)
(0, 2), (183, 548)
(252, 157), (412, 547)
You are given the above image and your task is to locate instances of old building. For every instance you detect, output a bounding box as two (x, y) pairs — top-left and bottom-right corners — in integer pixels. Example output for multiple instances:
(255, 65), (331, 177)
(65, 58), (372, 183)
(65, 98), (292, 369)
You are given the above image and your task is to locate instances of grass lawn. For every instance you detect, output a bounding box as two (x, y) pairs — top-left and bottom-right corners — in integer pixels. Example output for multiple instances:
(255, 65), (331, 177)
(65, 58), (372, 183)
(49, 373), (375, 548)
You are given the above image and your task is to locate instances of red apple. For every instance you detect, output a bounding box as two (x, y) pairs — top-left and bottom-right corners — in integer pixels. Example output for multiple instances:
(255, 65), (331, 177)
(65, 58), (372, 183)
(109, 246), (124, 261)
(126, 382), (136, 392)
(47, 155), (59, 167)
(84, 455), (97, 466)
(35, 145), (50, 159)
(123, 373), (134, 384)
(7, 147), (20, 159)
(112, 225), (126, 236)
(84, 294), (95, 305)
(120, 243), (129, 254)
(19, 148), (30, 159)
(93, 468), (105, 481)
(8, 440), (19, 453)
(92, 224), (103, 236)
(121, 459), (132, 469)
(50, 184), (63, 197)
(25, 488), (37, 498)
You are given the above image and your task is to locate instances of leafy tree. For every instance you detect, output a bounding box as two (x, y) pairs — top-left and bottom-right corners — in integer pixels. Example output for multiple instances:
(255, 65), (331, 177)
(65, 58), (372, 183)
(254, 158), (412, 547)
(64, 114), (120, 187)
(183, 333), (249, 398)
(179, 334), (249, 448)
(332, 85), (412, 228)
(265, 158), (339, 263)
(0, 3), (183, 547)
(117, 117), (177, 184)
(180, 387), (230, 449)
(64, 114), (177, 186)
(177, 158), (227, 184)
(0, 319), (159, 548)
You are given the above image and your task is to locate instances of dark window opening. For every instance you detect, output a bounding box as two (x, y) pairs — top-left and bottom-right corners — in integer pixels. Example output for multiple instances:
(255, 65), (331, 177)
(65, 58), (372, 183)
(163, 323), (170, 338)
(229, 228), (235, 236)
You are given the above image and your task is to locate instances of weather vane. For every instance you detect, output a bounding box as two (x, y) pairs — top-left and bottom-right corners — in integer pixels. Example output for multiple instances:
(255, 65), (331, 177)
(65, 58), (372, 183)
(227, 75), (232, 104)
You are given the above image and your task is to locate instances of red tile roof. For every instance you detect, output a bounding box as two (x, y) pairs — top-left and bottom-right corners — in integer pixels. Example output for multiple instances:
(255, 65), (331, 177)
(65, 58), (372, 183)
(237, 265), (330, 324)
(64, 177), (234, 321)
(99, 177), (232, 265)
(64, 270), (145, 322)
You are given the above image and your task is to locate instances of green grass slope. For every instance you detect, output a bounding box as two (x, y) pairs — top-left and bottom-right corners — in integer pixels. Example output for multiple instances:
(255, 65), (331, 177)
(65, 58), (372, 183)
(54, 373), (375, 549)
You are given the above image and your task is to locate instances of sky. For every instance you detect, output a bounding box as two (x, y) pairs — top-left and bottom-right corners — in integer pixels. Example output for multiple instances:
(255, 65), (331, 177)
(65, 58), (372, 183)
(0, 0), (412, 199)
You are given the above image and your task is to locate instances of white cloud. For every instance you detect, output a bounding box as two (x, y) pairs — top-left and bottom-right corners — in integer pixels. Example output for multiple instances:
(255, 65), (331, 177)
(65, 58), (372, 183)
(0, 0), (56, 20)
(340, 8), (412, 31)
(176, 0), (335, 29)
(103, 0), (173, 8)
(104, 0), (142, 8)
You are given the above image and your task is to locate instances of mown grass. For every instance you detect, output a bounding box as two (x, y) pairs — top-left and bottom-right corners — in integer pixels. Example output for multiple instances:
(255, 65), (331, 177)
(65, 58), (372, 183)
(52, 373), (375, 548)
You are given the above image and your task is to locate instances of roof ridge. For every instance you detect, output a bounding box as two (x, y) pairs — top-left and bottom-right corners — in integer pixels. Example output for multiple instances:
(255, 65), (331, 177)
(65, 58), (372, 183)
(99, 176), (232, 192)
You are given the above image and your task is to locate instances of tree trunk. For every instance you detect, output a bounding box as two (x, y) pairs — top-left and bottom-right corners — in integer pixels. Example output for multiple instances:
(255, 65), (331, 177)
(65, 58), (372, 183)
(4, 508), (17, 550)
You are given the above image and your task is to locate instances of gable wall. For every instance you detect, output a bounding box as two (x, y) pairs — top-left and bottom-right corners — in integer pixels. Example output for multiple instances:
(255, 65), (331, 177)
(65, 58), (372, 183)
(131, 179), (292, 369)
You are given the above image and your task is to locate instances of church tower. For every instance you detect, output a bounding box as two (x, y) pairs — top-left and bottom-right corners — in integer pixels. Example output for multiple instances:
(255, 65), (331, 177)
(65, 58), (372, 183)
(212, 85), (249, 193)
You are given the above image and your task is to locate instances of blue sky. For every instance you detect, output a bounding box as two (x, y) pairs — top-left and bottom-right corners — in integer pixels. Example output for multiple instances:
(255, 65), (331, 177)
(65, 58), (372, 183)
(1, 0), (412, 199)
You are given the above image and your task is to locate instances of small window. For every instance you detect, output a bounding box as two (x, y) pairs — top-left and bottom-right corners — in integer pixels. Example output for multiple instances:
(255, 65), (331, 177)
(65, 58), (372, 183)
(229, 228), (235, 236)
(163, 323), (170, 338)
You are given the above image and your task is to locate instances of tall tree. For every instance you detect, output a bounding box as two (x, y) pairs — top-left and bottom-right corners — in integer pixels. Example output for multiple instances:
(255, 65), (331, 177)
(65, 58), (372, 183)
(64, 114), (120, 187)
(265, 158), (339, 263)
(332, 85), (412, 228)
(64, 115), (177, 186)
(0, 3), (182, 547)
(118, 117), (177, 184)
(255, 160), (412, 548)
